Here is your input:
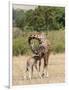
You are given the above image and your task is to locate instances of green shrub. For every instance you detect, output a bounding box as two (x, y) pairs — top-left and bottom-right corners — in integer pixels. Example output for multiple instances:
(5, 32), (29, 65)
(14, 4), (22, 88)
(47, 30), (65, 53)
(13, 27), (23, 38)
(13, 37), (32, 56)
(54, 43), (64, 53)
(13, 30), (65, 56)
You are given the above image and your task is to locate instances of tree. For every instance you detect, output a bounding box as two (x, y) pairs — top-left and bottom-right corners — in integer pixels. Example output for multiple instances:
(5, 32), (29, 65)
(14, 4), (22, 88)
(13, 9), (25, 29)
(13, 6), (65, 31)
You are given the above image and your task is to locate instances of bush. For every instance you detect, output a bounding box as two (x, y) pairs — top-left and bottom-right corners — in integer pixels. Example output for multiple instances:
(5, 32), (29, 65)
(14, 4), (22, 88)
(13, 37), (32, 56)
(54, 43), (64, 53)
(13, 27), (23, 38)
(47, 30), (65, 53)
(13, 30), (65, 56)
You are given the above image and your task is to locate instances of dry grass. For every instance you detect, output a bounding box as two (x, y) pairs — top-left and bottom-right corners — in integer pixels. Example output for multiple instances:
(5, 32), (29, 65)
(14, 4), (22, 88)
(12, 53), (65, 85)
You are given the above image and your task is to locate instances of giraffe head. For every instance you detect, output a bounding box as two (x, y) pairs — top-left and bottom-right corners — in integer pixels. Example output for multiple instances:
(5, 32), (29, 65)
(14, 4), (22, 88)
(28, 32), (46, 54)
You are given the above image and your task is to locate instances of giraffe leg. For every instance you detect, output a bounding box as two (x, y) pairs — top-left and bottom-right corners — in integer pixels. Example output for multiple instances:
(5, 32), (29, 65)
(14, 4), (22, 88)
(42, 53), (49, 78)
(38, 60), (43, 79)
(34, 60), (42, 79)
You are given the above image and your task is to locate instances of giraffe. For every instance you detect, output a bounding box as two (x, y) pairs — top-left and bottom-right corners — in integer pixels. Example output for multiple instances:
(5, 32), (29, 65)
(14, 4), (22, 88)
(26, 32), (51, 79)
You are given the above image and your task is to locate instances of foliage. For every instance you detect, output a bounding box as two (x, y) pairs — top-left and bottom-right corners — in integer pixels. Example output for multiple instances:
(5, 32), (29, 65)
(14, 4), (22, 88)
(13, 27), (23, 38)
(12, 6), (65, 56)
(13, 30), (65, 56)
(47, 30), (65, 53)
(13, 6), (65, 31)
(13, 36), (32, 56)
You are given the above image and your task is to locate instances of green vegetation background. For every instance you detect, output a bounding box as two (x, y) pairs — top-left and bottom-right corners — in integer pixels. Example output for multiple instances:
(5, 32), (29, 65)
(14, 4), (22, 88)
(13, 6), (65, 56)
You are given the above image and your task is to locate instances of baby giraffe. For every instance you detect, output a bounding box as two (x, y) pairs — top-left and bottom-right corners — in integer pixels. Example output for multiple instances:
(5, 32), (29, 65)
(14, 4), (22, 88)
(24, 55), (42, 80)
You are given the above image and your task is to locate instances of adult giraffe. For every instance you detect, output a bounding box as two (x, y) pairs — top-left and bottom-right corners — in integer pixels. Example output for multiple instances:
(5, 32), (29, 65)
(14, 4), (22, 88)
(28, 32), (51, 78)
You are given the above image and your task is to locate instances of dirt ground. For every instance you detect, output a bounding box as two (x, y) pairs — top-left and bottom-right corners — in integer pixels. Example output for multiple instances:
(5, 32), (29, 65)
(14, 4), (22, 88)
(12, 53), (65, 85)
